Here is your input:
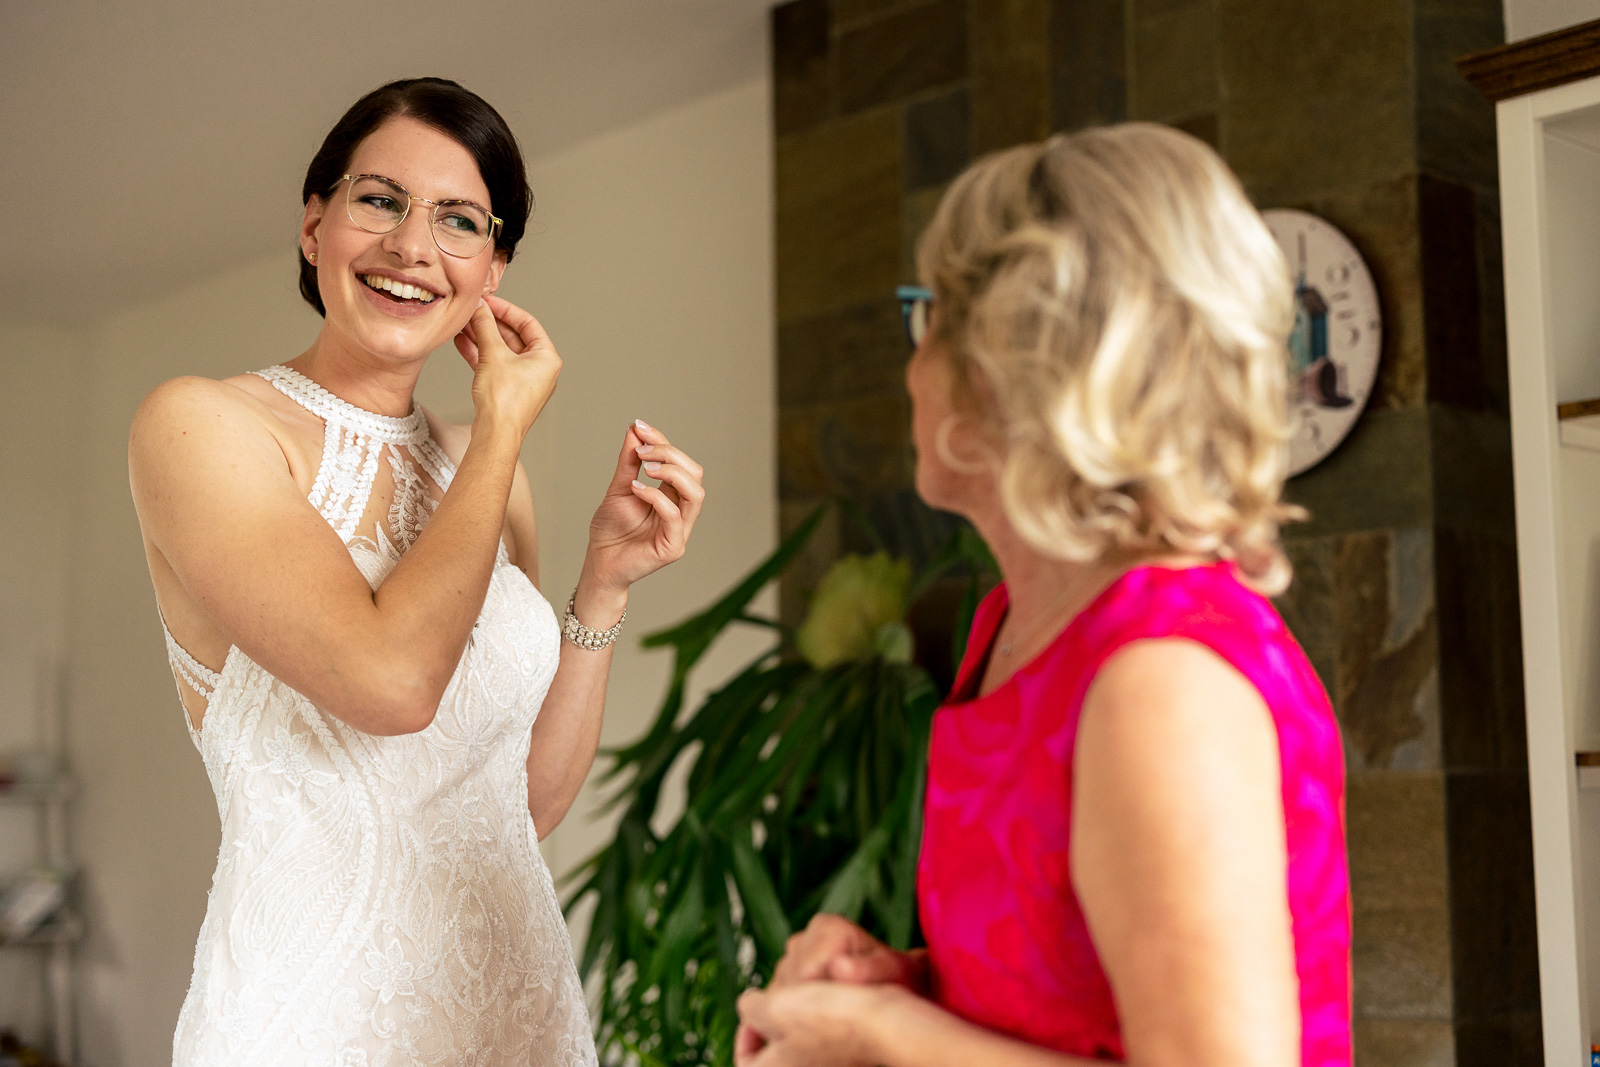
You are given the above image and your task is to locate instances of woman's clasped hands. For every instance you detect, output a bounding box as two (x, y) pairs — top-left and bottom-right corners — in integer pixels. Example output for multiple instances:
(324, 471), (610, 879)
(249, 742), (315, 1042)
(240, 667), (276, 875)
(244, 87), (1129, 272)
(734, 914), (929, 1067)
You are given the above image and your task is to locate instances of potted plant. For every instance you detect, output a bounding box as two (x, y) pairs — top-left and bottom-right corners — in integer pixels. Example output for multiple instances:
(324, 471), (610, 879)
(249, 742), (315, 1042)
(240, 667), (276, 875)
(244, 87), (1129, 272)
(565, 505), (993, 1066)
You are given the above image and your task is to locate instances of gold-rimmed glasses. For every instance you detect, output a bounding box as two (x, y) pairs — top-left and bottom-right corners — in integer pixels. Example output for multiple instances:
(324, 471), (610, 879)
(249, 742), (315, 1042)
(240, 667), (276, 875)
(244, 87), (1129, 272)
(338, 174), (503, 259)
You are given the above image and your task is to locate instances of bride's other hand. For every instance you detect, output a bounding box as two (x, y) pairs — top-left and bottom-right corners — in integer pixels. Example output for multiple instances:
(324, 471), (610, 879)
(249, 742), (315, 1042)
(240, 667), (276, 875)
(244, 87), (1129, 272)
(455, 293), (561, 435)
(584, 420), (705, 593)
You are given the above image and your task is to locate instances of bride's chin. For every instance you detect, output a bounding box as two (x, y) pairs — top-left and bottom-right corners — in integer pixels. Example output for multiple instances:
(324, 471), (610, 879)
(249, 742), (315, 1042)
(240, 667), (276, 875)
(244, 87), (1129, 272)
(336, 319), (444, 363)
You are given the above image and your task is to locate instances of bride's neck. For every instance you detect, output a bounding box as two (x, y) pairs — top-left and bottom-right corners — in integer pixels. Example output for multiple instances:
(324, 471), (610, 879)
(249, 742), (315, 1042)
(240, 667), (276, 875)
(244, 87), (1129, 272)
(289, 330), (424, 418)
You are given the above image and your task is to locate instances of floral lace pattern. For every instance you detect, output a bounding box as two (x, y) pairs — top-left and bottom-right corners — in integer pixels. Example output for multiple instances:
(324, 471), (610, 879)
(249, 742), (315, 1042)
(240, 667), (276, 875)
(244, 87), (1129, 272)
(164, 366), (595, 1067)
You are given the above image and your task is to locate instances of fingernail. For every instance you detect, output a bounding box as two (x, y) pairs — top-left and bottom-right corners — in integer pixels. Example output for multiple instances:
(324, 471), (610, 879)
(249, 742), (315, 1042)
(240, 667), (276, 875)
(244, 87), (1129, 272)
(643, 460), (662, 473)
(478, 297), (486, 308)
(631, 479), (647, 490)
(636, 444), (653, 455)
(634, 418), (652, 433)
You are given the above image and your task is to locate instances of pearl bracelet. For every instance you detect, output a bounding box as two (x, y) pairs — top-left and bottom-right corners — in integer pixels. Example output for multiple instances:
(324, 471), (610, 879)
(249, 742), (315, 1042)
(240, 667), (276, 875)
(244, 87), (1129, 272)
(562, 593), (626, 651)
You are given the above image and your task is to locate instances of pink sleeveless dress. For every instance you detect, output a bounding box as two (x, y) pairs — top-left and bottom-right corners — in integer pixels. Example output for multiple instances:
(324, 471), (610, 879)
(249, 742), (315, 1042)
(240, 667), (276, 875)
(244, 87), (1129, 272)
(916, 563), (1352, 1064)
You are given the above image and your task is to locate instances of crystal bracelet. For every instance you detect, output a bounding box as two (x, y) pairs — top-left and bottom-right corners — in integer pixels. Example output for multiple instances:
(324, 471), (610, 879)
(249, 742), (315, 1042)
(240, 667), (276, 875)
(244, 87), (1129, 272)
(562, 593), (626, 651)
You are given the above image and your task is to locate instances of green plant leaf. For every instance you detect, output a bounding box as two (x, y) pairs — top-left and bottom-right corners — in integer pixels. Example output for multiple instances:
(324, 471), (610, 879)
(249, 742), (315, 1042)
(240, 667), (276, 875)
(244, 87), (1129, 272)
(640, 504), (827, 657)
(646, 861), (706, 989)
(729, 833), (791, 961)
(815, 814), (896, 922)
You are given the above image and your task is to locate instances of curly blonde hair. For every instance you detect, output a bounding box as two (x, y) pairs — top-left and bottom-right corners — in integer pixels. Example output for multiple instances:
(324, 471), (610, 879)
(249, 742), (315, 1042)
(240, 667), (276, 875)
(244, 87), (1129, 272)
(917, 122), (1301, 593)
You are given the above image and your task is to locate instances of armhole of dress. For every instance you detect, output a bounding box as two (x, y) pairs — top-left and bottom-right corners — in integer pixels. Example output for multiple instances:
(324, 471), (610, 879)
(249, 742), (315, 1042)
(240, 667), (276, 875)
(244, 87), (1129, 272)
(159, 613), (220, 748)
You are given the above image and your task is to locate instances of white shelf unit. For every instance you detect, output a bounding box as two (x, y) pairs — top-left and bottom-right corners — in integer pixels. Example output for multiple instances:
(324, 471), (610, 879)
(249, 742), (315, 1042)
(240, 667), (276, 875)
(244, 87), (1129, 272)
(0, 777), (79, 1064)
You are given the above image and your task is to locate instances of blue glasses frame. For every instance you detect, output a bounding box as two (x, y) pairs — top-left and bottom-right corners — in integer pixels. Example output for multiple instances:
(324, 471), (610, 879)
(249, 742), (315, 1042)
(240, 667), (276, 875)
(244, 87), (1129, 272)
(897, 285), (933, 349)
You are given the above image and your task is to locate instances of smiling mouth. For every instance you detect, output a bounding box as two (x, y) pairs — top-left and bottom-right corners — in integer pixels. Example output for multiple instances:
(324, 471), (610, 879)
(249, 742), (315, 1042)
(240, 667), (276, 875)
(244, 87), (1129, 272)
(360, 274), (438, 304)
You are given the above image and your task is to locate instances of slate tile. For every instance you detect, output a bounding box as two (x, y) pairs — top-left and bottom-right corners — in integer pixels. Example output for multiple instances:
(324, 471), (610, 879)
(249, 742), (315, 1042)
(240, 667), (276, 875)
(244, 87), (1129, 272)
(902, 184), (947, 281)
(777, 108), (902, 322)
(1415, 9), (1502, 193)
(1050, 0), (1127, 131)
(1347, 771), (1449, 914)
(1330, 528), (1441, 771)
(1354, 1019), (1456, 1067)
(1172, 112), (1219, 150)
(778, 496), (843, 628)
(1452, 1012), (1544, 1067)
(1131, 2), (1216, 121)
(1429, 408), (1514, 539)
(905, 87), (971, 190)
(970, 0), (1052, 152)
(1285, 407), (1432, 539)
(1445, 770), (1540, 1016)
(1420, 175), (1486, 411)
(778, 392), (913, 500)
(1217, 0), (1408, 101)
(773, 0), (834, 136)
(1133, 0), (1204, 16)
(838, 0), (969, 115)
(1332, 530), (1389, 703)
(1475, 194), (1509, 416)
(1218, 0), (1411, 205)
(836, 0), (926, 27)
(1352, 904), (1453, 1018)
(778, 298), (908, 408)
(1432, 527), (1525, 783)
(1415, 0), (1503, 12)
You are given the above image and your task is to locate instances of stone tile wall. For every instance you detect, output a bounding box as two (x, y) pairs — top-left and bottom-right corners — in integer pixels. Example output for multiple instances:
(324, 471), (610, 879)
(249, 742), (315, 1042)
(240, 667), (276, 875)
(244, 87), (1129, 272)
(770, 2), (1537, 1063)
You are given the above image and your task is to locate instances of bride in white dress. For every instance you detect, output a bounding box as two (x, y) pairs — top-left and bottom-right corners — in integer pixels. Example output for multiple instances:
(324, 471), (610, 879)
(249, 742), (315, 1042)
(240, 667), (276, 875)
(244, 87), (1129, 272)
(127, 78), (705, 1067)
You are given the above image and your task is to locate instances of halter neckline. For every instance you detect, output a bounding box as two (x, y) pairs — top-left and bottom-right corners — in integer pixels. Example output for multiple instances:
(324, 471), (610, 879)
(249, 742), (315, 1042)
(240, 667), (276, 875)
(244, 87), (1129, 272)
(252, 364), (430, 446)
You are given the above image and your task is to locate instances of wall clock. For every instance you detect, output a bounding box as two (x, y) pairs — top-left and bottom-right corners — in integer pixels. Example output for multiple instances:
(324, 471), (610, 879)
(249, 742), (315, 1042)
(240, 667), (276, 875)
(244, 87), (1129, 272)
(1260, 209), (1382, 477)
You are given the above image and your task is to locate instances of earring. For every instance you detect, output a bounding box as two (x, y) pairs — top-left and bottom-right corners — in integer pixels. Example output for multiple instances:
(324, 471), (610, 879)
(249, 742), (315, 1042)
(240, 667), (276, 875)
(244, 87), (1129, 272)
(308, 251), (317, 263)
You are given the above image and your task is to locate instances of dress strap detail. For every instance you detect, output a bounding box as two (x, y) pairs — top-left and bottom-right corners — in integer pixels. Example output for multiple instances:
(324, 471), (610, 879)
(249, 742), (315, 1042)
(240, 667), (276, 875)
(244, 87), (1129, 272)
(163, 617), (222, 697)
(251, 365), (430, 446)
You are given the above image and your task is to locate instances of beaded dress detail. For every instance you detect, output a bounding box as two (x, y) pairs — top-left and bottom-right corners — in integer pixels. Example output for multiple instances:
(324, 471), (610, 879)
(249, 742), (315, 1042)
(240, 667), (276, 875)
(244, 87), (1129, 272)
(162, 366), (595, 1067)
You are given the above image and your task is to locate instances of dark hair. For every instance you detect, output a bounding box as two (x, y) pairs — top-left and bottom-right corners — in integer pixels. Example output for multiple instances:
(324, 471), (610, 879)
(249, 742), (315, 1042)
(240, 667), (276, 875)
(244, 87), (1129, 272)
(298, 77), (532, 316)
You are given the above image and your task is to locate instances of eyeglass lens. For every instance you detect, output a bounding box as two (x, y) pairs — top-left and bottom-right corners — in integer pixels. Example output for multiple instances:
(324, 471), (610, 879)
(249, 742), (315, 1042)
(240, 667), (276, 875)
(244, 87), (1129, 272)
(897, 286), (932, 349)
(346, 175), (495, 258)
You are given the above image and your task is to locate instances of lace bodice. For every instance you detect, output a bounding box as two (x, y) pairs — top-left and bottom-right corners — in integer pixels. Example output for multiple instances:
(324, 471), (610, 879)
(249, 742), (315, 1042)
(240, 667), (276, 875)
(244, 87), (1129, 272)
(161, 366), (595, 1067)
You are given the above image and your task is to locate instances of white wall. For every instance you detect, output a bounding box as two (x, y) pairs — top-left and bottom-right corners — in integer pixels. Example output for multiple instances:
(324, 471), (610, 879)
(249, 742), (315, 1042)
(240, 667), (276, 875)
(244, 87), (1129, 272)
(0, 321), (86, 1047)
(1505, 0), (1600, 39)
(0, 75), (773, 1065)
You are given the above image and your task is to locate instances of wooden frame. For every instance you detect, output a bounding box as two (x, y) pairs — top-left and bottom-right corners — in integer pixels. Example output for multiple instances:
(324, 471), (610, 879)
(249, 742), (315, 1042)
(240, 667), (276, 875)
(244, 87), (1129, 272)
(1460, 18), (1600, 103)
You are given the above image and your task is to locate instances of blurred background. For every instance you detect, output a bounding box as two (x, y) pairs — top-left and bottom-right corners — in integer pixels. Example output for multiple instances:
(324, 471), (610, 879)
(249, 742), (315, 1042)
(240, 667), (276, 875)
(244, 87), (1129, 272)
(0, 0), (1592, 1064)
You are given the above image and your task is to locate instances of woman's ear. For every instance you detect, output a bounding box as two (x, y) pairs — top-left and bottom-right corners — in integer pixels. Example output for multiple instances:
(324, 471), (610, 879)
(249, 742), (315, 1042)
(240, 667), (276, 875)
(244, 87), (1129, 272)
(300, 196), (326, 263)
(483, 250), (509, 295)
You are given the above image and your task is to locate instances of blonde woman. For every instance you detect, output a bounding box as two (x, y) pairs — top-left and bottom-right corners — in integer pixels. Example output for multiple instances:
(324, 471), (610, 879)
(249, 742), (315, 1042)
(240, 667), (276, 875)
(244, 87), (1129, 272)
(735, 124), (1350, 1066)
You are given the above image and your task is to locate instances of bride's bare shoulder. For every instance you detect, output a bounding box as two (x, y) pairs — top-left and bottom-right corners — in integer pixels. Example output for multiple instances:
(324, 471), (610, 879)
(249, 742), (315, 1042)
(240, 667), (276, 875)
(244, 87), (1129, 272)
(130, 372), (306, 466)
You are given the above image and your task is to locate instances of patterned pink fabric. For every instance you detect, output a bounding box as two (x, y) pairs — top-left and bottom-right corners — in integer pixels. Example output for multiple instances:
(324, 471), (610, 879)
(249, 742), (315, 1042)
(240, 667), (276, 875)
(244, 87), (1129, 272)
(917, 563), (1352, 1063)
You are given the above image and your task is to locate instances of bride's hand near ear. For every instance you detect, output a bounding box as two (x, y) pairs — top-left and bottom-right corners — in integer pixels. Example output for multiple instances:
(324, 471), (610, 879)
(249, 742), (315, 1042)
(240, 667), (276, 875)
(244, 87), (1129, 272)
(455, 293), (562, 436)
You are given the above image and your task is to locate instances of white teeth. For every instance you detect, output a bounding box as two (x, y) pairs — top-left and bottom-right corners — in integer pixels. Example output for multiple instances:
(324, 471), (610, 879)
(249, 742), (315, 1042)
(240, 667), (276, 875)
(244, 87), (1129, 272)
(361, 274), (436, 303)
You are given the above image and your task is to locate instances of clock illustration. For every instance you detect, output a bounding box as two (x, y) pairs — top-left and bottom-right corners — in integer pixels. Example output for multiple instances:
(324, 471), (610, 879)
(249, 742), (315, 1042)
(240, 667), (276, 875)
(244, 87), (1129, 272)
(1261, 209), (1382, 477)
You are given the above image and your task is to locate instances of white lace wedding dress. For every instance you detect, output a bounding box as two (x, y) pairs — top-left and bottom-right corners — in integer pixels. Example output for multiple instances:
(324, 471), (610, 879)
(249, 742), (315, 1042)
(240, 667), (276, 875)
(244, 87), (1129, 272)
(160, 366), (596, 1067)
